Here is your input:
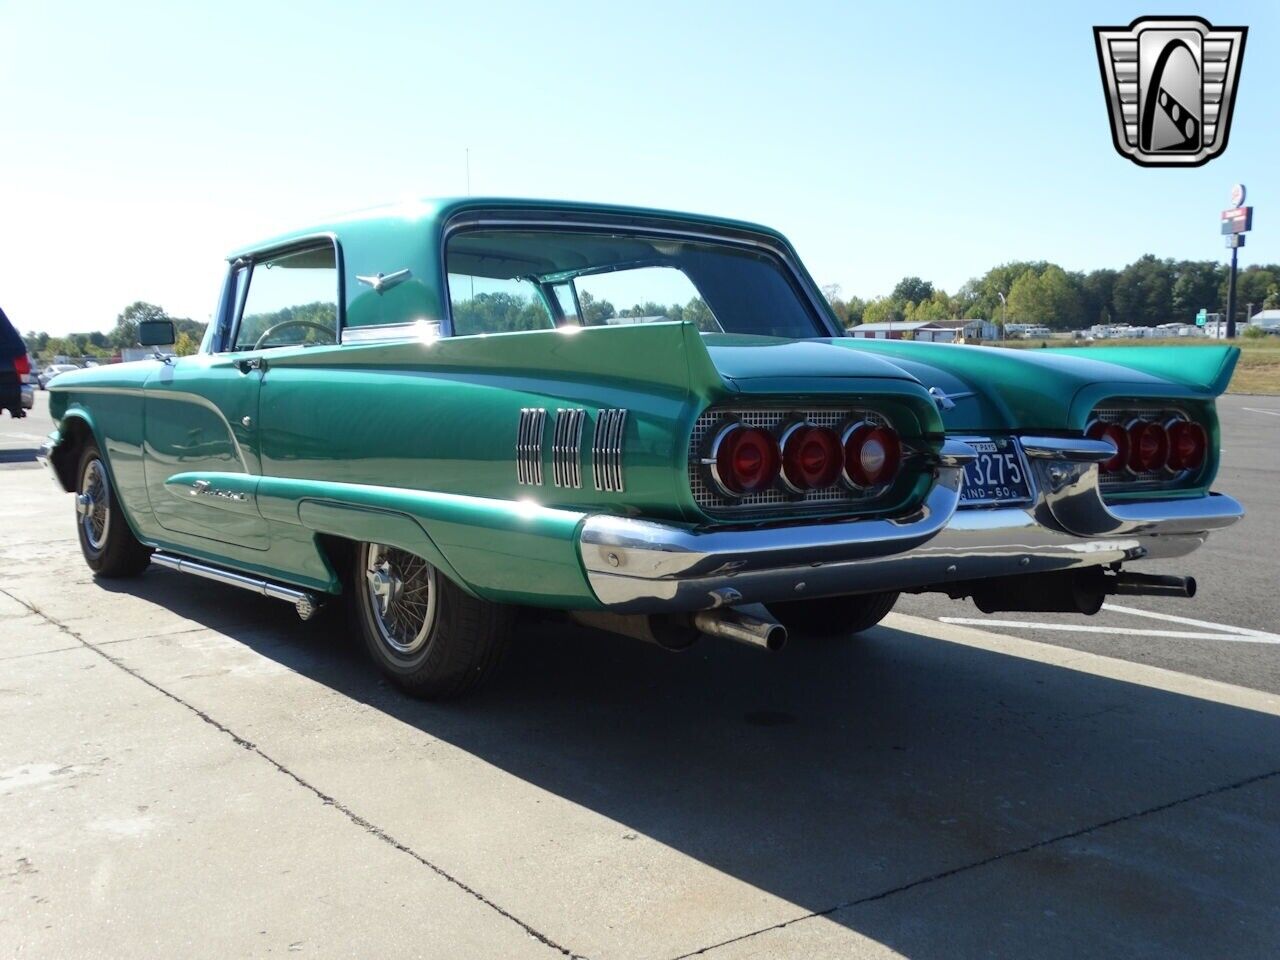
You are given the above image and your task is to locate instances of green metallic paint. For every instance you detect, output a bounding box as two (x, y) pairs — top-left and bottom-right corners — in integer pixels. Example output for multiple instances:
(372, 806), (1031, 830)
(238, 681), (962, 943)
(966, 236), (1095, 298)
(44, 198), (1232, 606)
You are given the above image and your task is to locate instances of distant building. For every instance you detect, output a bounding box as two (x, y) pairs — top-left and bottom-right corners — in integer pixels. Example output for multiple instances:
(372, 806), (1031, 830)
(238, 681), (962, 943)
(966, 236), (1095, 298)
(1250, 309), (1280, 332)
(847, 320), (942, 340)
(916, 318), (998, 342)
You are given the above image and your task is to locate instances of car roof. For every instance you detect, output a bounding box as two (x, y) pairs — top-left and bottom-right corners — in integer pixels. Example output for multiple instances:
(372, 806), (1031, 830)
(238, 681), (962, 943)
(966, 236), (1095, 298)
(225, 197), (790, 261)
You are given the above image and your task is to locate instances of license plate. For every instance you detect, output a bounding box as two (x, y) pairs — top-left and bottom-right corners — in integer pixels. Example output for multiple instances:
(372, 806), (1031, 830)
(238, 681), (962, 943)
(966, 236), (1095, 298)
(957, 436), (1033, 506)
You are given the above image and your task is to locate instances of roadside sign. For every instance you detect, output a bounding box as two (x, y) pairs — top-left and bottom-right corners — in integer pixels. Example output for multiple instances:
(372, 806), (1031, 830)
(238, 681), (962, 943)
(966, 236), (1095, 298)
(1227, 234), (1247, 248)
(1221, 206), (1253, 234)
(1231, 183), (1247, 207)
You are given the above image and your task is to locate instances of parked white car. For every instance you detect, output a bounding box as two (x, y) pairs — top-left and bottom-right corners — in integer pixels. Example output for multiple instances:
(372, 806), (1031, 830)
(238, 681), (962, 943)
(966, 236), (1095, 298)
(38, 363), (79, 389)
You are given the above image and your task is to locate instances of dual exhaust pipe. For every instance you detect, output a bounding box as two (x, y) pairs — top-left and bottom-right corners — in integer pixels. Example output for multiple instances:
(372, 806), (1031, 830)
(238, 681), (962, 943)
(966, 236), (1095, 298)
(969, 569), (1196, 615)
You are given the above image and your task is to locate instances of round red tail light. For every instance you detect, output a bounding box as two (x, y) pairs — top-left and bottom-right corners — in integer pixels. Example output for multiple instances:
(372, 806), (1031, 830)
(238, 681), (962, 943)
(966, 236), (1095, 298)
(1126, 419), (1168, 473)
(711, 424), (780, 495)
(1166, 419), (1207, 471)
(842, 422), (902, 488)
(780, 424), (843, 491)
(1085, 420), (1129, 473)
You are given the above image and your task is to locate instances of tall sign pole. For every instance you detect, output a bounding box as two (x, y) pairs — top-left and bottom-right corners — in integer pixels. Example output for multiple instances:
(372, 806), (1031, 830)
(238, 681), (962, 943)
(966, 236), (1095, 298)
(1222, 183), (1252, 339)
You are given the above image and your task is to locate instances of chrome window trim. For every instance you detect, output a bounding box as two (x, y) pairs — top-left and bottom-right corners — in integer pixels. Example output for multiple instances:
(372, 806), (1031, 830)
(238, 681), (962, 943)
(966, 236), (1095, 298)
(340, 320), (441, 345)
(438, 215), (842, 340)
(219, 233), (345, 354)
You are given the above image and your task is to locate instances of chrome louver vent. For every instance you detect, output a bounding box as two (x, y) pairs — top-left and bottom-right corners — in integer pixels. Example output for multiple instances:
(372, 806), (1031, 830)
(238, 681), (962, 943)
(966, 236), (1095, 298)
(592, 408), (628, 493)
(552, 408), (586, 489)
(516, 407), (547, 485)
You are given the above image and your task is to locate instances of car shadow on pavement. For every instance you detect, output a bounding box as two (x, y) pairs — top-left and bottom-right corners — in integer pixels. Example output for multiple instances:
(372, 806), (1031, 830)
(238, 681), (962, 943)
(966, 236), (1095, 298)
(101, 570), (1280, 959)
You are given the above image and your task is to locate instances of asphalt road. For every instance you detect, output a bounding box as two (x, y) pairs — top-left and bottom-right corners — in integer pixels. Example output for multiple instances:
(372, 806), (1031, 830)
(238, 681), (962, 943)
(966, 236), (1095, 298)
(3, 392), (1279, 958)
(898, 393), (1280, 692)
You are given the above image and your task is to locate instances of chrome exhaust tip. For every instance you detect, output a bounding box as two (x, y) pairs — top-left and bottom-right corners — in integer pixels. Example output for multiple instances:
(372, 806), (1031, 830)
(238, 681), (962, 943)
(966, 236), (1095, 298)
(693, 608), (788, 652)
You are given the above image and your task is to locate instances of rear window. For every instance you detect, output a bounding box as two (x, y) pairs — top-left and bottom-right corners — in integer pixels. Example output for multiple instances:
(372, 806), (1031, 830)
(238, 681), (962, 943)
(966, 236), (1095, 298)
(444, 228), (825, 339)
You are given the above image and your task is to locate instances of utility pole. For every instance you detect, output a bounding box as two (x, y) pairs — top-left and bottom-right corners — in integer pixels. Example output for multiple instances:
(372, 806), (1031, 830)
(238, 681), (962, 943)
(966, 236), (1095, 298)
(1222, 184), (1252, 339)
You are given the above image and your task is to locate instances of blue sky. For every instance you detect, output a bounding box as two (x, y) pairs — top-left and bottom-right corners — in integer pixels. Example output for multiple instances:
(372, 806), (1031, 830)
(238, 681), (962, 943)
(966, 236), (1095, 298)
(2, 1), (1276, 334)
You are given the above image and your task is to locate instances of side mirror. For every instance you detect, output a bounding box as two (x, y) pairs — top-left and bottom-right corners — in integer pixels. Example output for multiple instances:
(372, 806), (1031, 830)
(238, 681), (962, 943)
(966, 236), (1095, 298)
(138, 319), (176, 347)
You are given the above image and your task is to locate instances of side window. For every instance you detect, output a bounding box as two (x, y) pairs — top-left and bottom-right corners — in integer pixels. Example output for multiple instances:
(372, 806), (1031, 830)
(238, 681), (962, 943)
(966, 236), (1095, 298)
(233, 246), (339, 350)
(551, 283), (580, 324)
(447, 272), (553, 336)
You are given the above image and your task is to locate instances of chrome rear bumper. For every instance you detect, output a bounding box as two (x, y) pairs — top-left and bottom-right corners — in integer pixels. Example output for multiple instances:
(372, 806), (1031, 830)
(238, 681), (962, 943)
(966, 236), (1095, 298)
(578, 437), (1243, 613)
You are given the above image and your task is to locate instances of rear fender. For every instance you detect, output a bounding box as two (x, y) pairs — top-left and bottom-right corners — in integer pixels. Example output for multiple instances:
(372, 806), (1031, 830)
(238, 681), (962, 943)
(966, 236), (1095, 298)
(164, 472), (597, 608)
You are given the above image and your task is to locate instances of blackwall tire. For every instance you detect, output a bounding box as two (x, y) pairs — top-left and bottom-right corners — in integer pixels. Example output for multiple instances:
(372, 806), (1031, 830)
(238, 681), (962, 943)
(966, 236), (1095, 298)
(353, 542), (510, 699)
(75, 442), (152, 578)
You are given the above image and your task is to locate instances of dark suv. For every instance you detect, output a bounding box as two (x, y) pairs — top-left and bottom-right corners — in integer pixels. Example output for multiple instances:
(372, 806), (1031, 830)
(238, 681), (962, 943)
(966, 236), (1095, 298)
(0, 307), (30, 419)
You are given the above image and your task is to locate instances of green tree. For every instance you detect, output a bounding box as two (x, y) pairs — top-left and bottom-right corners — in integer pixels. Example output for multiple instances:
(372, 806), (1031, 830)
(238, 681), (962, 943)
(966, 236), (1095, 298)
(861, 297), (903, 325)
(891, 276), (934, 306)
(1005, 265), (1083, 330)
(1079, 268), (1118, 326)
(577, 289), (616, 325)
(1171, 261), (1224, 320)
(173, 332), (200, 356)
(1113, 255), (1174, 326)
(110, 301), (172, 349)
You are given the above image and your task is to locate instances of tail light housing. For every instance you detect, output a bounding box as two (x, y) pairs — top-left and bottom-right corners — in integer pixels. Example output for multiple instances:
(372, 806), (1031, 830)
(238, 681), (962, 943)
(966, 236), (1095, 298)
(1166, 419), (1207, 471)
(710, 424), (780, 495)
(13, 354), (30, 377)
(1086, 420), (1129, 473)
(1087, 404), (1211, 492)
(779, 423), (843, 492)
(1126, 419), (1169, 473)
(693, 408), (912, 515)
(842, 422), (902, 488)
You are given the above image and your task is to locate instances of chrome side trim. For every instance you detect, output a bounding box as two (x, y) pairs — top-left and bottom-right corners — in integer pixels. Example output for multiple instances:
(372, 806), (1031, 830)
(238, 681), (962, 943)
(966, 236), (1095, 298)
(1031, 452), (1244, 537)
(152, 553), (319, 620)
(516, 408), (547, 486)
(592, 408), (628, 493)
(552, 408), (586, 489)
(1019, 436), (1118, 462)
(340, 320), (440, 344)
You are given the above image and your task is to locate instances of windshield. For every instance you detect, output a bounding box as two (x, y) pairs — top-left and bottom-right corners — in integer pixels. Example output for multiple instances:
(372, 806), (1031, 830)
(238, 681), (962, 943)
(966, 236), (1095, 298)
(445, 228), (827, 339)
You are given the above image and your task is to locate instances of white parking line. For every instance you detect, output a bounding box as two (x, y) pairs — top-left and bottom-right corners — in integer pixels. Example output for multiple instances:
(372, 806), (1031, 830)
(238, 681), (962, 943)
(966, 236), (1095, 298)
(1243, 407), (1280, 417)
(936, 618), (1280, 643)
(939, 601), (1280, 645)
(1102, 602), (1278, 639)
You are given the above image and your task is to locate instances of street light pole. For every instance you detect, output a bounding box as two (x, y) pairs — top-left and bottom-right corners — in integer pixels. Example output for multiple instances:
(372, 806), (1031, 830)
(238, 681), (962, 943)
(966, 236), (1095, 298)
(998, 291), (1007, 342)
(1226, 245), (1239, 339)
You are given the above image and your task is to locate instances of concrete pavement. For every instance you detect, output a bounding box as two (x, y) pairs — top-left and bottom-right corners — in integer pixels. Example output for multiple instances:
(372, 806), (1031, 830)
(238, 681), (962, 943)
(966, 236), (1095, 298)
(3, 394), (1279, 958)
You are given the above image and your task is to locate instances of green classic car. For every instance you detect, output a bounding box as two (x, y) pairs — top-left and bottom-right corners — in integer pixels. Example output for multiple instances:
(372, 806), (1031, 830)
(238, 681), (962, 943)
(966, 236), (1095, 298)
(40, 198), (1244, 697)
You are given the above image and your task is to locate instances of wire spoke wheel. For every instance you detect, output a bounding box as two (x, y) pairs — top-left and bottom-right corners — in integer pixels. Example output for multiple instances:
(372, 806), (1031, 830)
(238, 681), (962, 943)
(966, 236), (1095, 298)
(77, 458), (111, 552)
(364, 543), (438, 658)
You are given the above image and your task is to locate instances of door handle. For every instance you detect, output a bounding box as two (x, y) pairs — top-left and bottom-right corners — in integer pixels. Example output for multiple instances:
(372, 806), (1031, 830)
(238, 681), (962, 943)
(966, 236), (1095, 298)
(235, 357), (264, 374)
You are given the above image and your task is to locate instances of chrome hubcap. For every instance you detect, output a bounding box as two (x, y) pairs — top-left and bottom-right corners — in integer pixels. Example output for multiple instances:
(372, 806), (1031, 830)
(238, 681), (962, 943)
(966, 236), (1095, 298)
(79, 459), (111, 551)
(364, 544), (437, 656)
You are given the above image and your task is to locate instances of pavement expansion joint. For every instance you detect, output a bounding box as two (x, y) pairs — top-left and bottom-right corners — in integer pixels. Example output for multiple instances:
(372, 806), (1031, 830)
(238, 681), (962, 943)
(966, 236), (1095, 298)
(670, 764), (1280, 959)
(0, 585), (590, 960)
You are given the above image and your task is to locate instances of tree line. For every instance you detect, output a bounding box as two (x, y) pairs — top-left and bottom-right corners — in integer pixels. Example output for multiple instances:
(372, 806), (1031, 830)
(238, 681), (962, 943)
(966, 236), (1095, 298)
(21, 254), (1280, 360)
(824, 257), (1280, 331)
(24, 302), (208, 360)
